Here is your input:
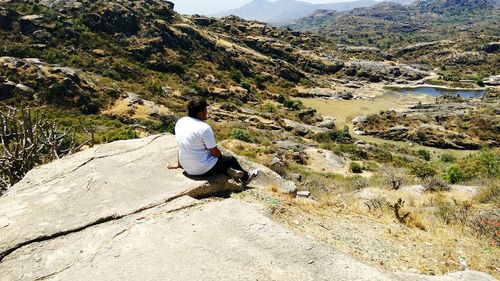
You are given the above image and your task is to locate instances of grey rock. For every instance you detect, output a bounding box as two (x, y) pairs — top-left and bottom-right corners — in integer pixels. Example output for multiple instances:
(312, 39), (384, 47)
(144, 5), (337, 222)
(0, 134), (296, 261)
(297, 190), (311, 198)
(317, 117), (336, 129)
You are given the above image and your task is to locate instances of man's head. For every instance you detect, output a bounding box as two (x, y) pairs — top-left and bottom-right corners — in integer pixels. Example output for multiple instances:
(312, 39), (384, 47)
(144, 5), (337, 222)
(187, 97), (208, 120)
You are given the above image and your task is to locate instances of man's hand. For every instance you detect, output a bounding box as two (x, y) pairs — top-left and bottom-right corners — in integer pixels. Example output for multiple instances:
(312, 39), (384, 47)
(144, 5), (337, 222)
(167, 162), (182, 169)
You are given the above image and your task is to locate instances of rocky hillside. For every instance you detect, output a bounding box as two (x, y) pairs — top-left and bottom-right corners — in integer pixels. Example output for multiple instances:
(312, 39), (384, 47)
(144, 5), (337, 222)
(0, 0), (432, 115)
(289, 0), (500, 79)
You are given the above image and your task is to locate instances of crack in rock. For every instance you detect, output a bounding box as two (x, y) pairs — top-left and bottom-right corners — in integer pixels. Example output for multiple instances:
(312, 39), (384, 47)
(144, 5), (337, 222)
(0, 190), (190, 263)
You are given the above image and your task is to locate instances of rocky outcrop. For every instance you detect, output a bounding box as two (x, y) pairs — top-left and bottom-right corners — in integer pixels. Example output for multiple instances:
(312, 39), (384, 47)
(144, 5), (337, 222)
(353, 102), (499, 149)
(0, 57), (99, 113)
(345, 60), (429, 82)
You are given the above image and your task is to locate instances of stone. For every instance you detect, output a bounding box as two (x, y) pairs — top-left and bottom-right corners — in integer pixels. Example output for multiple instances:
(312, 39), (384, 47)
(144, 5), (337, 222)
(193, 17), (214, 26)
(483, 42), (500, 53)
(0, 134), (297, 260)
(297, 191), (311, 198)
(19, 14), (43, 34)
(316, 118), (336, 129)
(282, 119), (328, 135)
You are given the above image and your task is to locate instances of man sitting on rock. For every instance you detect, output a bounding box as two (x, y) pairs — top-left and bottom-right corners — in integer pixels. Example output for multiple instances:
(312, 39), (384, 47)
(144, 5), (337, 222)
(168, 97), (259, 184)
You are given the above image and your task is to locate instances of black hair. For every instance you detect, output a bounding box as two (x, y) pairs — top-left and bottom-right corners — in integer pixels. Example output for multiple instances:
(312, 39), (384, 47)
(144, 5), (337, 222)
(187, 97), (208, 118)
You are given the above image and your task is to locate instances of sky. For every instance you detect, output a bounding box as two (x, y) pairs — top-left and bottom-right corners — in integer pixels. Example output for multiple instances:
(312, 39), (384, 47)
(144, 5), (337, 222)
(172, 0), (360, 15)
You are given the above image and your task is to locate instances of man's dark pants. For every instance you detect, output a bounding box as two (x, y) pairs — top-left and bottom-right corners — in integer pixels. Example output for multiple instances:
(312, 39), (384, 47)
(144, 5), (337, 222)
(203, 156), (249, 181)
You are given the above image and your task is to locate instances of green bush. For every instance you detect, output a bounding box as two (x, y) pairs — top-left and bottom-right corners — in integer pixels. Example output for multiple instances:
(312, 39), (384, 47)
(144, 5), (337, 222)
(315, 126), (353, 144)
(444, 164), (464, 184)
(240, 80), (252, 93)
(229, 69), (243, 83)
(350, 162), (363, 173)
(282, 99), (302, 110)
(147, 80), (163, 95)
(416, 149), (431, 161)
(102, 69), (122, 81)
(102, 128), (138, 142)
(410, 161), (437, 179)
(231, 128), (256, 143)
(275, 94), (302, 110)
(440, 153), (456, 163)
(445, 149), (499, 184)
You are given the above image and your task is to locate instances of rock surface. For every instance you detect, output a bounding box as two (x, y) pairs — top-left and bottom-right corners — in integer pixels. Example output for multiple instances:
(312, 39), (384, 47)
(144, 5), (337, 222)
(0, 135), (496, 280)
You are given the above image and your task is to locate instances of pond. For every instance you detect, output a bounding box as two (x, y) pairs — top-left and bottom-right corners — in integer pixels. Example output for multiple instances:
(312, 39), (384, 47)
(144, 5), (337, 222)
(385, 86), (486, 98)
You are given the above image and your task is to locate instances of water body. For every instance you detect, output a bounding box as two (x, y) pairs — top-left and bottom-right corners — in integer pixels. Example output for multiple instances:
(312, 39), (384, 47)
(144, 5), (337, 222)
(387, 86), (486, 98)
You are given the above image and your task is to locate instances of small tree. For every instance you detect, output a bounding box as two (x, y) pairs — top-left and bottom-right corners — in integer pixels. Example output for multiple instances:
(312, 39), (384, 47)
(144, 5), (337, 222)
(0, 106), (92, 194)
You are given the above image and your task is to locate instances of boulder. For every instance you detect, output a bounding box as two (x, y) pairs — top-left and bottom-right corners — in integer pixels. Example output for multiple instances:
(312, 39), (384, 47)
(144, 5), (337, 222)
(483, 42), (500, 53)
(193, 17), (214, 26)
(19, 14), (44, 33)
(0, 7), (18, 29)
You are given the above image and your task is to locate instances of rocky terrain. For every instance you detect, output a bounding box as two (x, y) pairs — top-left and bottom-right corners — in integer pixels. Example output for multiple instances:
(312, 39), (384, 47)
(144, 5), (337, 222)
(289, 0), (500, 79)
(353, 96), (500, 149)
(0, 0), (498, 279)
(0, 134), (497, 281)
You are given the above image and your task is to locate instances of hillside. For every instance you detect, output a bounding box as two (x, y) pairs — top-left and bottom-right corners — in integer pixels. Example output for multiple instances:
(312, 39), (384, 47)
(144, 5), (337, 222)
(213, 0), (380, 23)
(289, 0), (500, 78)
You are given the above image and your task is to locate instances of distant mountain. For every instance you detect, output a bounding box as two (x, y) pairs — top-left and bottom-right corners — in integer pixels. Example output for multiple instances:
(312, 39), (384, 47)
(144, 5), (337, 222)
(289, 0), (500, 48)
(213, 0), (382, 23)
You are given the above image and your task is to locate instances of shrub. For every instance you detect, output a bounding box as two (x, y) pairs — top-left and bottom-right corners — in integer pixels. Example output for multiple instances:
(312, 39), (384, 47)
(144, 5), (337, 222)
(470, 210), (499, 246)
(474, 183), (500, 205)
(444, 150), (499, 183)
(350, 162), (363, 173)
(410, 161), (437, 180)
(416, 149), (431, 161)
(315, 126), (353, 144)
(159, 115), (178, 134)
(440, 153), (456, 163)
(282, 99), (302, 110)
(102, 69), (122, 81)
(382, 166), (405, 190)
(147, 80), (163, 95)
(276, 94), (286, 103)
(435, 199), (472, 226)
(262, 103), (277, 113)
(229, 69), (243, 83)
(422, 176), (450, 192)
(444, 164), (465, 184)
(240, 80), (252, 93)
(275, 94), (302, 110)
(102, 128), (138, 142)
(349, 175), (368, 190)
(231, 128), (256, 143)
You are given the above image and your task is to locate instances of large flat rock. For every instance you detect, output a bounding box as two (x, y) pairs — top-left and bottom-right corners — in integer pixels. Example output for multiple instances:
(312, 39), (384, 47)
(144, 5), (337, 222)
(0, 134), (292, 261)
(0, 198), (399, 281)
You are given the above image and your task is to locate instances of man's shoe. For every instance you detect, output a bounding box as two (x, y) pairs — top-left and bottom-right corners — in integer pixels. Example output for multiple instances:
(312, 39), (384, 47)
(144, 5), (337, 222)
(226, 168), (244, 179)
(243, 169), (260, 185)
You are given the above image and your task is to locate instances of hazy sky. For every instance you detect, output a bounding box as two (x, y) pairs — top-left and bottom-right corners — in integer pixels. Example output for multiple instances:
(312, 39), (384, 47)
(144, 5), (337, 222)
(172, 0), (358, 15)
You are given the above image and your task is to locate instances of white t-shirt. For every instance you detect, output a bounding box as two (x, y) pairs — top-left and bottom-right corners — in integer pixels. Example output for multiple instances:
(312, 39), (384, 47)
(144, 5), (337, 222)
(174, 117), (218, 176)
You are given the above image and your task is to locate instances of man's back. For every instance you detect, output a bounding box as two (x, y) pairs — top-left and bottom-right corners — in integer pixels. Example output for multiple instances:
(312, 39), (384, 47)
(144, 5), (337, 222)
(174, 117), (218, 176)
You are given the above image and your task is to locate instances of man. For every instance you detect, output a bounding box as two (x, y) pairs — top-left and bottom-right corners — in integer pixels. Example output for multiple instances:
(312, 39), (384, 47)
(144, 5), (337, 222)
(168, 97), (259, 184)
